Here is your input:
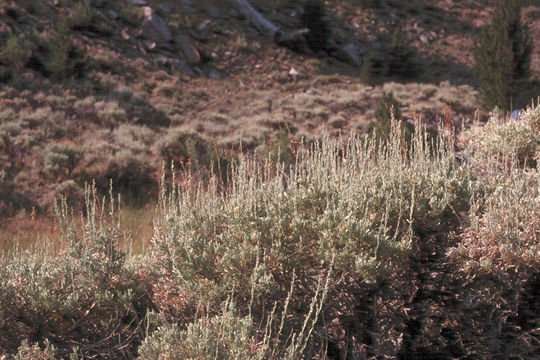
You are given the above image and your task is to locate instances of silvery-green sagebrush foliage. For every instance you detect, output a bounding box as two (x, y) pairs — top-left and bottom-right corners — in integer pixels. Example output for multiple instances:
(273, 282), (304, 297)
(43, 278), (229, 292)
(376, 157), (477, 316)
(153, 121), (469, 297)
(446, 103), (540, 358)
(4, 105), (540, 358)
(459, 104), (540, 170)
(452, 103), (540, 274)
(0, 185), (153, 359)
(148, 119), (471, 357)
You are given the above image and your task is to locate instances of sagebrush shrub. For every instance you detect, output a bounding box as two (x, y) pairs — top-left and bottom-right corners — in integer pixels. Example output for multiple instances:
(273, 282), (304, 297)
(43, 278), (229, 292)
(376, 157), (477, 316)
(12, 339), (57, 360)
(451, 169), (539, 274)
(44, 143), (83, 179)
(0, 186), (154, 358)
(155, 129), (211, 167)
(1, 19), (86, 79)
(151, 122), (471, 355)
(70, 1), (97, 30)
(5, 105), (540, 358)
(453, 103), (540, 274)
(1, 32), (38, 69)
(458, 103), (540, 169)
(139, 299), (265, 360)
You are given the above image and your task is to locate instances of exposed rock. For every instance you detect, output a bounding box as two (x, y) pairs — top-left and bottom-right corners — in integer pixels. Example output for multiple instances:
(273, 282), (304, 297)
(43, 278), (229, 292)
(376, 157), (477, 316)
(175, 34), (201, 64)
(109, 10), (119, 20)
(83, 0), (107, 7)
(333, 43), (364, 67)
(0, 21), (12, 37)
(140, 6), (172, 43)
(120, 28), (131, 40)
(205, 5), (220, 18)
(142, 39), (156, 50)
(160, 3), (174, 13)
(197, 19), (211, 32)
(208, 69), (222, 79)
(420, 33), (429, 44)
(510, 109), (523, 122)
(18, 0), (55, 17)
(182, 5), (196, 14)
(288, 67), (302, 81)
(173, 59), (196, 77)
(228, 9), (241, 18)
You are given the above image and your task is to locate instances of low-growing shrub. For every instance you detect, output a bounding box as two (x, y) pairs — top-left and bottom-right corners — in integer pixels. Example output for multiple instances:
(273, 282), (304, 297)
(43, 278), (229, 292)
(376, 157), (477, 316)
(1, 20), (86, 79)
(152, 122), (471, 356)
(1, 31), (38, 69)
(453, 104), (540, 274)
(155, 129), (211, 168)
(75, 133), (157, 203)
(451, 169), (539, 274)
(96, 100), (128, 124)
(44, 143), (84, 179)
(12, 339), (57, 360)
(369, 91), (413, 146)
(0, 187), (154, 358)
(458, 104), (540, 169)
(98, 150), (156, 200)
(155, 128), (236, 186)
(139, 299), (266, 359)
(446, 102), (540, 358)
(70, 1), (97, 30)
(362, 22), (420, 81)
(5, 104), (540, 358)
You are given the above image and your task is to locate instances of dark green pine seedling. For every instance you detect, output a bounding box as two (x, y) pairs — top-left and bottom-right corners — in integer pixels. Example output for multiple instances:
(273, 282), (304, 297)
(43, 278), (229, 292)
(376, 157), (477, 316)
(370, 91), (413, 146)
(473, 0), (532, 111)
(301, 0), (331, 52)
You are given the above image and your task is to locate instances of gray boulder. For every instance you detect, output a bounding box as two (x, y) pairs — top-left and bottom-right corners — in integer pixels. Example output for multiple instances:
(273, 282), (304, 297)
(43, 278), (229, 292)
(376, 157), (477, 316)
(333, 43), (364, 67)
(83, 0), (107, 7)
(140, 6), (172, 43)
(175, 34), (201, 64)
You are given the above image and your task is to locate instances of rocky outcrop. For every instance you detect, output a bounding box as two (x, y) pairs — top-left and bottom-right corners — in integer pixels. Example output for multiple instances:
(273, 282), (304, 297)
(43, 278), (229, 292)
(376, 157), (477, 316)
(83, 0), (107, 7)
(175, 34), (201, 64)
(333, 43), (364, 67)
(139, 6), (172, 43)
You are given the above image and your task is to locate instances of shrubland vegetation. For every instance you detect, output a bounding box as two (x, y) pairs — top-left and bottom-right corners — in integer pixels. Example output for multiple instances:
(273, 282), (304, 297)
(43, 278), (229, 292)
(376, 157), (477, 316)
(1, 103), (539, 358)
(0, 0), (539, 358)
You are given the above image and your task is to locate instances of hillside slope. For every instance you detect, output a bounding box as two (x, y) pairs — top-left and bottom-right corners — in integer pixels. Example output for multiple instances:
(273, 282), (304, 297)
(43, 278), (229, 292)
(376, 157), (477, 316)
(0, 0), (539, 246)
